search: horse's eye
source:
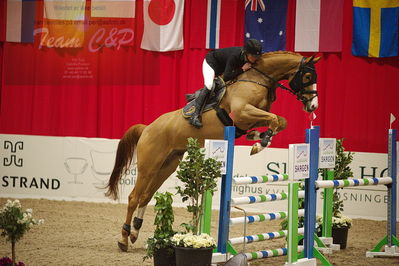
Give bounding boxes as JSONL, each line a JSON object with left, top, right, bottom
{"left": 303, "top": 75, "right": 311, "bottom": 82}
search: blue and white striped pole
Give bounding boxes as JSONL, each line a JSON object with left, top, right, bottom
{"left": 217, "top": 126, "right": 236, "bottom": 253}
{"left": 304, "top": 126, "right": 320, "bottom": 259}
{"left": 388, "top": 129, "right": 397, "bottom": 246}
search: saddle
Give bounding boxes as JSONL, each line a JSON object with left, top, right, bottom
{"left": 182, "top": 78, "right": 248, "bottom": 138}
{"left": 182, "top": 78, "right": 226, "bottom": 118}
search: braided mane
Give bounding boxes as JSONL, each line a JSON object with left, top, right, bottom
{"left": 262, "top": 51, "right": 302, "bottom": 57}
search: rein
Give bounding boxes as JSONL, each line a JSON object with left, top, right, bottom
{"left": 235, "top": 57, "right": 318, "bottom": 104}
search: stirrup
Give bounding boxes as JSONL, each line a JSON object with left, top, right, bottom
{"left": 190, "top": 114, "right": 203, "bottom": 128}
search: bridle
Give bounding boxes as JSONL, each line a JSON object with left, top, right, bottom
{"left": 237, "top": 57, "right": 318, "bottom": 105}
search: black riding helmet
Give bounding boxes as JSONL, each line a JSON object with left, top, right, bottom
{"left": 244, "top": 39, "right": 262, "bottom": 56}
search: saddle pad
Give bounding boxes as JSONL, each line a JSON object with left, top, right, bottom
{"left": 182, "top": 87, "right": 225, "bottom": 118}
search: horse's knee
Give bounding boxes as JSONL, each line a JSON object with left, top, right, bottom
{"left": 277, "top": 116, "right": 287, "bottom": 131}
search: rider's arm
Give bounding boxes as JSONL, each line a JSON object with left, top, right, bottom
{"left": 223, "top": 56, "right": 243, "bottom": 82}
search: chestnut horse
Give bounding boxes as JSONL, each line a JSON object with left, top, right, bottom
{"left": 105, "top": 51, "right": 320, "bottom": 251}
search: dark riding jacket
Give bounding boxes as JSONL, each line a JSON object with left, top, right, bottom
{"left": 205, "top": 47, "right": 246, "bottom": 82}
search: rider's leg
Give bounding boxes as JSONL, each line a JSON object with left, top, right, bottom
{"left": 189, "top": 60, "right": 215, "bottom": 128}
{"left": 203, "top": 60, "right": 215, "bottom": 90}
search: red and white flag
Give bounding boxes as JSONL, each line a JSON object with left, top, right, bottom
{"left": 89, "top": 0, "right": 136, "bottom": 49}
{"left": 140, "top": 0, "right": 184, "bottom": 52}
{"left": 294, "top": 0, "right": 343, "bottom": 52}
{"left": 42, "top": 0, "right": 86, "bottom": 48}
{"left": 189, "top": 0, "right": 243, "bottom": 49}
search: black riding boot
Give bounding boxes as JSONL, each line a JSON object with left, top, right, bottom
{"left": 189, "top": 88, "right": 211, "bottom": 128}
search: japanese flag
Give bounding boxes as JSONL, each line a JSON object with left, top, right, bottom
{"left": 140, "top": 0, "right": 184, "bottom": 52}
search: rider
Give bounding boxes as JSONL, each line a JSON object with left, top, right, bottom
{"left": 190, "top": 38, "right": 263, "bottom": 128}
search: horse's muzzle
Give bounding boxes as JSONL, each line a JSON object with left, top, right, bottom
{"left": 304, "top": 95, "right": 318, "bottom": 112}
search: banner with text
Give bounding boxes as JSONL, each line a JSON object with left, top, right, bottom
{"left": 0, "top": 134, "right": 397, "bottom": 220}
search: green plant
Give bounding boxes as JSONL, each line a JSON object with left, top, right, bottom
{"left": 144, "top": 192, "right": 175, "bottom": 261}
{"left": 0, "top": 200, "right": 44, "bottom": 265}
{"left": 175, "top": 137, "right": 221, "bottom": 235}
{"left": 331, "top": 138, "right": 354, "bottom": 217}
{"left": 280, "top": 182, "right": 305, "bottom": 232}
{"left": 318, "top": 138, "right": 354, "bottom": 229}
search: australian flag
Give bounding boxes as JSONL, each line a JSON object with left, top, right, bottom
{"left": 245, "top": 0, "right": 288, "bottom": 52}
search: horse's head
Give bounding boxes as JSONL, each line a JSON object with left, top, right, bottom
{"left": 287, "top": 55, "right": 321, "bottom": 112}
{"left": 250, "top": 52, "right": 321, "bottom": 113}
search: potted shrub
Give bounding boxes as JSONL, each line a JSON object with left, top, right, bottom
{"left": 144, "top": 192, "right": 176, "bottom": 266}
{"left": 329, "top": 138, "right": 354, "bottom": 248}
{"left": 172, "top": 137, "right": 221, "bottom": 266}
{"left": 0, "top": 199, "right": 44, "bottom": 266}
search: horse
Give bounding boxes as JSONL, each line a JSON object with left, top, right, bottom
{"left": 105, "top": 51, "right": 320, "bottom": 251}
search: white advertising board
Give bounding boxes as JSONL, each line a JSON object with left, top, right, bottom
{"left": 204, "top": 139, "right": 228, "bottom": 175}
{"left": 0, "top": 134, "right": 397, "bottom": 220}
{"left": 319, "top": 138, "right": 336, "bottom": 169}
{"left": 288, "top": 143, "right": 310, "bottom": 180}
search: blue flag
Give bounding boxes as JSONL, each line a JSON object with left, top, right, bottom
{"left": 352, "top": 0, "right": 399, "bottom": 58}
{"left": 244, "top": 0, "right": 288, "bottom": 52}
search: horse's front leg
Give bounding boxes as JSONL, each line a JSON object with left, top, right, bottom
{"left": 233, "top": 104, "right": 287, "bottom": 155}
{"left": 246, "top": 115, "right": 287, "bottom": 141}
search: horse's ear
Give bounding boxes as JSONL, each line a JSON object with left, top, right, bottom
{"left": 304, "top": 54, "right": 321, "bottom": 64}
{"left": 304, "top": 55, "right": 315, "bottom": 64}
{"left": 312, "top": 56, "right": 321, "bottom": 64}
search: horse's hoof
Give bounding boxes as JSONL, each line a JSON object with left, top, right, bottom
{"left": 250, "top": 143, "right": 263, "bottom": 155}
{"left": 130, "top": 234, "right": 138, "bottom": 244}
{"left": 118, "top": 241, "right": 128, "bottom": 252}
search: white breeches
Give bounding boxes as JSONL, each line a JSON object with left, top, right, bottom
{"left": 202, "top": 59, "right": 215, "bottom": 91}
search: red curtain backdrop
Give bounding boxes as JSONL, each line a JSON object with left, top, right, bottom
{"left": 0, "top": 0, "right": 398, "bottom": 153}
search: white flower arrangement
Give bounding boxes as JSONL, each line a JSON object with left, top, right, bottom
{"left": 332, "top": 213, "right": 352, "bottom": 229}
{"left": 1, "top": 199, "right": 44, "bottom": 265}
{"left": 315, "top": 213, "right": 352, "bottom": 230}
{"left": 171, "top": 233, "right": 216, "bottom": 249}
{"left": 0, "top": 199, "right": 44, "bottom": 241}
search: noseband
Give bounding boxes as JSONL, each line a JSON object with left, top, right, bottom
{"left": 249, "top": 57, "right": 318, "bottom": 105}
{"left": 288, "top": 57, "right": 318, "bottom": 104}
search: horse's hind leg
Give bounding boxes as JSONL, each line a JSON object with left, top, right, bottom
{"left": 129, "top": 151, "right": 184, "bottom": 243}
{"left": 117, "top": 172, "right": 148, "bottom": 251}
{"left": 118, "top": 150, "right": 183, "bottom": 251}
{"left": 117, "top": 147, "right": 167, "bottom": 251}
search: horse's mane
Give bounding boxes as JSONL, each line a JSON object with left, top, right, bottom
{"left": 262, "top": 51, "right": 302, "bottom": 58}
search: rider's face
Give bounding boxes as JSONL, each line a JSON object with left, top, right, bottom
{"left": 247, "top": 54, "right": 260, "bottom": 64}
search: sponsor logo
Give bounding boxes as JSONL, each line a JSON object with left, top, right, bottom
{"left": 3, "top": 141, "right": 24, "bottom": 167}
{"left": 2, "top": 140, "right": 60, "bottom": 190}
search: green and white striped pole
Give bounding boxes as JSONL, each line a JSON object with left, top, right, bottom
{"left": 322, "top": 170, "right": 334, "bottom": 239}
{"left": 287, "top": 182, "right": 300, "bottom": 263}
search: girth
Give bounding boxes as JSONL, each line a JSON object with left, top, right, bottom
{"left": 214, "top": 105, "right": 247, "bottom": 138}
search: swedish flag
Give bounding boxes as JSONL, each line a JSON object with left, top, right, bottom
{"left": 352, "top": 0, "right": 399, "bottom": 57}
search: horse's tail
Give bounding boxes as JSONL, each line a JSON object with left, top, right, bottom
{"left": 105, "top": 124, "right": 147, "bottom": 200}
